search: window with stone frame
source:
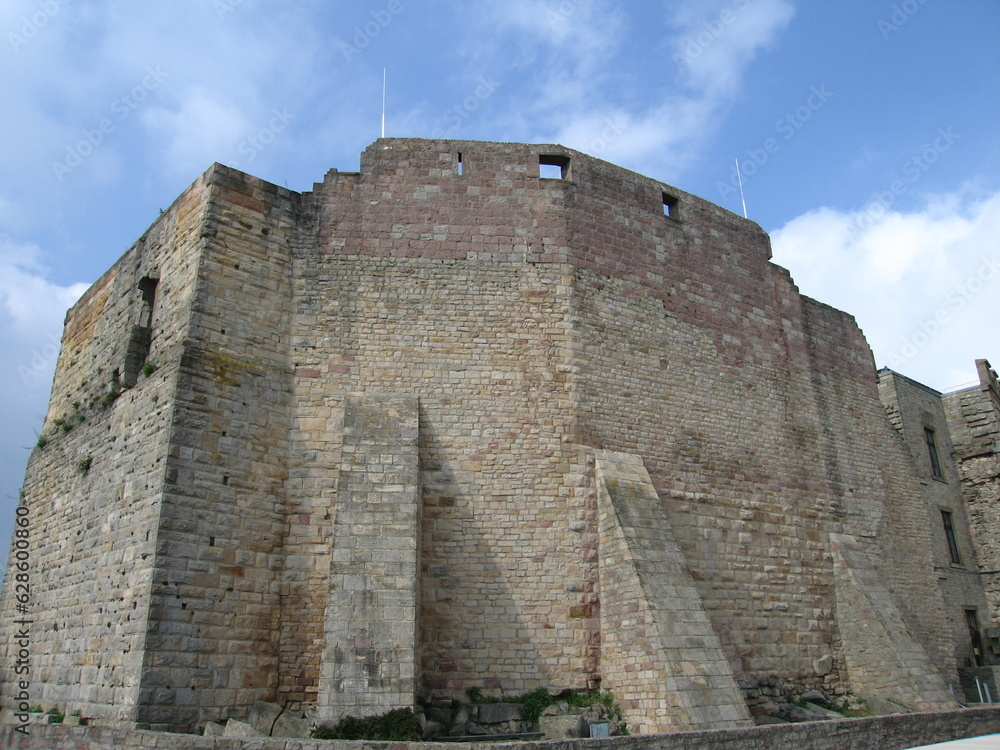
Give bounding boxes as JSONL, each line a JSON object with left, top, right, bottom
{"left": 941, "top": 509, "right": 961, "bottom": 565}
{"left": 924, "top": 426, "right": 944, "bottom": 480}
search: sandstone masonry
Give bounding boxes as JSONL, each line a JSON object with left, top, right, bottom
{"left": 1, "top": 139, "right": 997, "bottom": 735}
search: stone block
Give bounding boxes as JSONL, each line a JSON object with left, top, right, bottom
{"left": 868, "top": 696, "right": 911, "bottom": 715}
{"left": 539, "top": 713, "right": 587, "bottom": 738}
{"left": 223, "top": 719, "right": 266, "bottom": 738}
{"left": 476, "top": 702, "right": 523, "bottom": 724}
{"left": 203, "top": 721, "right": 225, "bottom": 736}
{"left": 272, "top": 710, "right": 312, "bottom": 738}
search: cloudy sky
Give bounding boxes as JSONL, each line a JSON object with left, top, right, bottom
{"left": 1, "top": 0, "right": 998, "bottom": 555}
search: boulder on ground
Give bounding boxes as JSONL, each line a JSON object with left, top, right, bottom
{"left": 202, "top": 721, "right": 225, "bottom": 736}
{"left": 223, "top": 719, "right": 266, "bottom": 738}
{"left": 246, "top": 701, "right": 284, "bottom": 736}
{"left": 476, "top": 703, "right": 523, "bottom": 724}
{"left": 272, "top": 711, "right": 311, "bottom": 739}
{"left": 539, "top": 714, "right": 587, "bottom": 739}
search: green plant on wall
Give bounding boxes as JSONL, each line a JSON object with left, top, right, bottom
{"left": 76, "top": 455, "right": 93, "bottom": 475}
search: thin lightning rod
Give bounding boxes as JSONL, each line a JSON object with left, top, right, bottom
{"left": 735, "top": 157, "right": 748, "bottom": 219}
{"left": 381, "top": 68, "right": 386, "bottom": 138}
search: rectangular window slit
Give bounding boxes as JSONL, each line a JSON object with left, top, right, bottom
{"left": 942, "top": 509, "right": 961, "bottom": 565}
{"left": 457, "top": 152, "right": 463, "bottom": 176}
{"left": 662, "top": 192, "right": 679, "bottom": 219}
{"left": 925, "top": 426, "right": 943, "bottom": 479}
{"left": 539, "top": 154, "right": 569, "bottom": 180}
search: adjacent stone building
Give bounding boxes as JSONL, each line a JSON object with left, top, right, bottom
{"left": 1, "top": 138, "right": 998, "bottom": 735}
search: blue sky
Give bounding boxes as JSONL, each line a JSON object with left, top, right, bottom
{"left": 1, "top": 0, "right": 998, "bottom": 560}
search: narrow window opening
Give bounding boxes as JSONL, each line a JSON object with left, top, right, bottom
{"left": 925, "top": 426, "right": 943, "bottom": 479}
{"left": 123, "top": 275, "right": 157, "bottom": 387}
{"left": 662, "top": 192, "right": 680, "bottom": 219}
{"left": 539, "top": 154, "right": 570, "bottom": 180}
{"left": 138, "top": 276, "right": 158, "bottom": 328}
{"left": 457, "top": 152, "right": 464, "bottom": 176}
{"left": 942, "top": 510, "right": 961, "bottom": 565}
{"left": 965, "top": 609, "right": 985, "bottom": 667}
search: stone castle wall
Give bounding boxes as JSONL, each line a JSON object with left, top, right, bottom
{"left": 944, "top": 362, "right": 1000, "bottom": 623}
{"left": 0, "top": 173, "right": 209, "bottom": 725}
{"left": 1, "top": 138, "right": 991, "bottom": 734}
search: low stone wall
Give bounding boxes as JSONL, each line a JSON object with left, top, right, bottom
{"left": 3, "top": 707, "right": 1000, "bottom": 750}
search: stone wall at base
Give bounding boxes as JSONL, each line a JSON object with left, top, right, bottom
{"left": 318, "top": 394, "right": 421, "bottom": 721}
{"left": 4, "top": 707, "right": 1000, "bottom": 750}
{"left": 595, "top": 450, "right": 751, "bottom": 733}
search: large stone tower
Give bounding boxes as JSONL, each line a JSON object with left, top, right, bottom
{"left": 1, "top": 139, "right": 995, "bottom": 734}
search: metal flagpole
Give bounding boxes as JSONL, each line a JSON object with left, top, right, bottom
{"left": 735, "top": 157, "right": 748, "bottom": 219}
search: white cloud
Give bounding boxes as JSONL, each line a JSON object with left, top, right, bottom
{"left": 671, "top": 0, "right": 796, "bottom": 96}
{"left": 0, "top": 235, "right": 88, "bottom": 548}
{"left": 770, "top": 187, "right": 1000, "bottom": 391}
{"left": 448, "top": 0, "right": 797, "bottom": 182}
{"left": 0, "top": 236, "right": 88, "bottom": 341}
{"left": 143, "top": 87, "right": 250, "bottom": 177}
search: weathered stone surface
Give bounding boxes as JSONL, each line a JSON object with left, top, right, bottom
{"left": 421, "top": 720, "right": 444, "bottom": 740}
{"left": 271, "top": 711, "right": 311, "bottom": 739}
{"left": 246, "top": 701, "right": 283, "bottom": 736}
{"left": 476, "top": 703, "right": 522, "bottom": 724}
{"left": 868, "top": 696, "right": 911, "bottom": 716}
{"left": 202, "top": 722, "right": 225, "bottom": 736}
{"left": 222, "top": 719, "right": 265, "bottom": 738}
{"left": 539, "top": 714, "right": 588, "bottom": 738}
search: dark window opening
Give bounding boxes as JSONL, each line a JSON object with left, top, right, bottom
{"left": 942, "top": 510, "right": 961, "bottom": 565}
{"left": 457, "top": 152, "right": 464, "bottom": 176}
{"left": 539, "top": 154, "right": 570, "bottom": 180}
{"left": 966, "top": 609, "right": 985, "bottom": 667}
{"left": 925, "top": 426, "right": 943, "bottom": 479}
{"left": 138, "top": 275, "right": 157, "bottom": 328}
{"left": 662, "top": 192, "right": 679, "bottom": 219}
{"left": 122, "top": 275, "right": 157, "bottom": 387}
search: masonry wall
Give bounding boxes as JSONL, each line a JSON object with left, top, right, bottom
{"left": 0, "top": 174, "right": 209, "bottom": 724}
{"left": 944, "top": 361, "right": 1000, "bottom": 624}
{"left": 540, "top": 138, "right": 956, "bottom": 708}
{"left": 134, "top": 166, "right": 299, "bottom": 731}
{"left": 878, "top": 371, "right": 993, "bottom": 690}
{"left": 2, "top": 138, "right": 988, "bottom": 734}
{"left": 287, "top": 157, "right": 589, "bottom": 700}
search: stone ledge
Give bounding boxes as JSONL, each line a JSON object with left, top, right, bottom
{"left": 3, "top": 706, "right": 1000, "bottom": 750}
